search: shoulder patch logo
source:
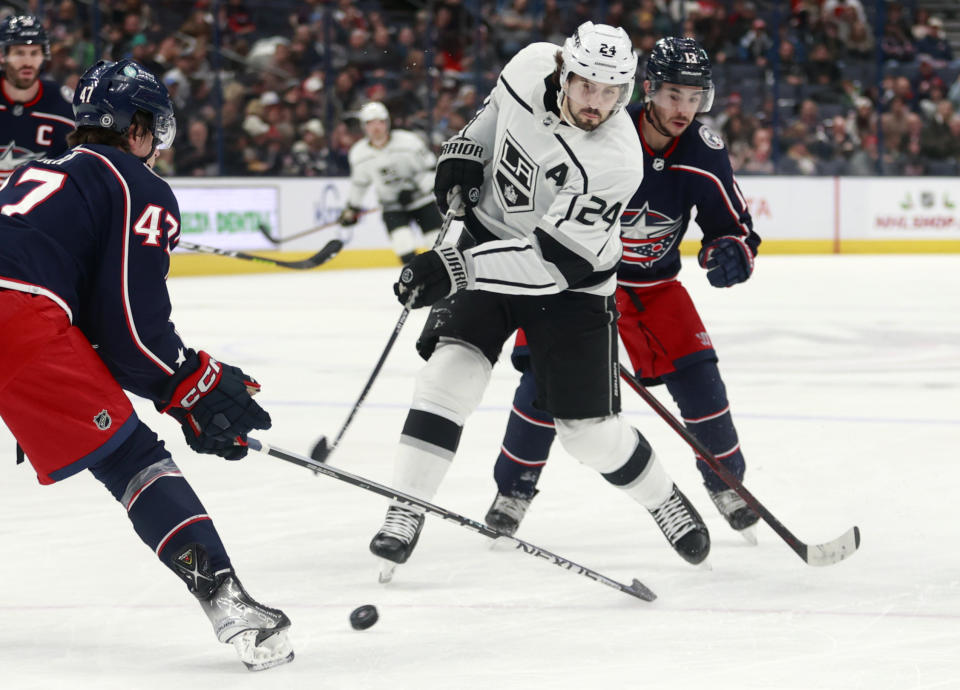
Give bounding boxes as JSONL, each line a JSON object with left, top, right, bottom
{"left": 699, "top": 124, "right": 725, "bottom": 150}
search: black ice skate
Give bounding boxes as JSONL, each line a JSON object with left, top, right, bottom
{"left": 648, "top": 485, "right": 711, "bottom": 565}
{"left": 370, "top": 504, "right": 424, "bottom": 583}
{"left": 707, "top": 486, "right": 760, "bottom": 544}
{"left": 199, "top": 573, "right": 294, "bottom": 671}
{"left": 484, "top": 490, "right": 537, "bottom": 537}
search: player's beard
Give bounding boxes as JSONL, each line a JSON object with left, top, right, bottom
{"left": 6, "top": 66, "right": 38, "bottom": 90}
{"left": 646, "top": 101, "right": 689, "bottom": 139}
{"left": 562, "top": 96, "right": 610, "bottom": 132}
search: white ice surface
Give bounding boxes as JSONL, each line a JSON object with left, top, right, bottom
{"left": 1, "top": 255, "right": 958, "bottom": 690}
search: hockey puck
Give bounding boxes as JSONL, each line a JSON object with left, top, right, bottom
{"left": 310, "top": 436, "right": 330, "bottom": 463}
{"left": 350, "top": 604, "right": 378, "bottom": 630}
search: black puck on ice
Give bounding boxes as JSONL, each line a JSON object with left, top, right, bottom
{"left": 310, "top": 436, "right": 330, "bottom": 463}
{"left": 350, "top": 604, "right": 378, "bottom": 630}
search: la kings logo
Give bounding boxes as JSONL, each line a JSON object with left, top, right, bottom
{"left": 494, "top": 131, "right": 538, "bottom": 213}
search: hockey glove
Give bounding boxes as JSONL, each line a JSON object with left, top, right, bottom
{"left": 434, "top": 137, "right": 485, "bottom": 216}
{"left": 159, "top": 350, "right": 272, "bottom": 460}
{"left": 698, "top": 236, "right": 755, "bottom": 288}
{"left": 338, "top": 205, "right": 360, "bottom": 227}
{"left": 394, "top": 245, "right": 469, "bottom": 309}
{"left": 397, "top": 188, "right": 415, "bottom": 208}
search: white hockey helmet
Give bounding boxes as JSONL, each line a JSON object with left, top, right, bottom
{"left": 560, "top": 22, "right": 637, "bottom": 115}
{"left": 359, "top": 101, "right": 390, "bottom": 125}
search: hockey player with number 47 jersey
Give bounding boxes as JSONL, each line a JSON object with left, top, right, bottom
{"left": 369, "top": 22, "right": 712, "bottom": 583}
{"left": 0, "top": 59, "right": 292, "bottom": 671}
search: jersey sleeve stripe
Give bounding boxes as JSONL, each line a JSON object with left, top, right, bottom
{"left": 552, "top": 134, "right": 588, "bottom": 192}
{"left": 499, "top": 76, "right": 534, "bottom": 114}
{"left": 76, "top": 147, "right": 175, "bottom": 375}
{"left": 470, "top": 245, "right": 535, "bottom": 258}
{"left": 475, "top": 276, "right": 556, "bottom": 289}
{"left": 671, "top": 164, "right": 750, "bottom": 236}
{"left": 29, "top": 111, "right": 76, "bottom": 127}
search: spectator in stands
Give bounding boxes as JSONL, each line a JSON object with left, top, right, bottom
{"left": 778, "top": 39, "right": 807, "bottom": 86}
{"left": 494, "top": 0, "right": 538, "bottom": 59}
{"left": 880, "top": 18, "right": 917, "bottom": 64}
{"left": 739, "top": 18, "right": 772, "bottom": 65}
{"left": 805, "top": 43, "right": 843, "bottom": 102}
{"left": 742, "top": 127, "right": 775, "bottom": 173}
{"left": 915, "top": 17, "right": 953, "bottom": 64}
{"left": 844, "top": 20, "right": 875, "bottom": 61}
{"left": 176, "top": 119, "right": 217, "bottom": 176}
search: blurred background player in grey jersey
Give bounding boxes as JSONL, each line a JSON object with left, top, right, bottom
{"left": 338, "top": 101, "right": 445, "bottom": 263}
{"left": 485, "top": 37, "right": 762, "bottom": 544}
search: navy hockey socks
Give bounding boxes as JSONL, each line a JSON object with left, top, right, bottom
{"left": 493, "top": 368, "right": 556, "bottom": 498}
{"left": 663, "top": 360, "right": 746, "bottom": 492}
{"left": 89, "top": 421, "right": 232, "bottom": 579}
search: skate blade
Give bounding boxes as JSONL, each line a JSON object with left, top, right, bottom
{"left": 232, "top": 629, "right": 295, "bottom": 672}
{"left": 696, "top": 557, "right": 713, "bottom": 571}
{"left": 378, "top": 561, "right": 397, "bottom": 584}
{"left": 737, "top": 524, "right": 759, "bottom": 546}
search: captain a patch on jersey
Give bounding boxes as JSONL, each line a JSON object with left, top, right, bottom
{"left": 494, "top": 131, "right": 538, "bottom": 213}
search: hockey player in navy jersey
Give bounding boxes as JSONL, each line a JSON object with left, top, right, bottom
{"left": 369, "top": 22, "right": 711, "bottom": 582}
{"left": 484, "top": 37, "right": 763, "bottom": 542}
{"left": 0, "top": 59, "right": 292, "bottom": 671}
{"left": 0, "top": 15, "right": 74, "bottom": 180}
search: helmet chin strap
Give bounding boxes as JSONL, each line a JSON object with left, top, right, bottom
{"left": 645, "top": 100, "right": 674, "bottom": 139}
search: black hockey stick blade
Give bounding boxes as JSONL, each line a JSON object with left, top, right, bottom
{"left": 257, "top": 222, "right": 281, "bottom": 245}
{"left": 178, "top": 238, "right": 343, "bottom": 270}
{"left": 248, "top": 438, "right": 656, "bottom": 602}
{"left": 619, "top": 369, "right": 861, "bottom": 567}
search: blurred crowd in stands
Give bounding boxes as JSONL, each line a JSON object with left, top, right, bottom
{"left": 15, "top": 0, "right": 960, "bottom": 176}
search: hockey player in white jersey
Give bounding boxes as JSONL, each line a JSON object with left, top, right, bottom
{"left": 338, "top": 101, "right": 445, "bottom": 263}
{"left": 370, "top": 22, "right": 711, "bottom": 580}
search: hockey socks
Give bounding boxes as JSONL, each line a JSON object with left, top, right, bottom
{"left": 89, "top": 421, "right": 232, "bottom": 581}
{"left": 493, "top": 368, "right": 556, "bottom": 498}
{"left": 663, "top": 360, "right": 746, "bottom": 492}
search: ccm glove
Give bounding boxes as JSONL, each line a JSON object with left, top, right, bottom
{"left": 698, "top": 236, "right": 755, "bottom": 288}
{"left": 434, "top": 137, "right": 485, "bottom": 215}
{"left": 158, "top": 350, "right": 272, "bottom": 460}
{"left": 338, "top": 205, "right": 360, "bottom": 226}
{"left": 394, "top": 245, "right": 469, "bottom": 309}
{"left": 397, "top": 188, "right": 415, "bottom": 208}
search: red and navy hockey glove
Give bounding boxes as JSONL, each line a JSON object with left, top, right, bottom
{"left": 394, "top": 245, "right": 469, "bottom": 309}
{"left": 158, "top": 350, "right": 272, "bottom": 460}
{"left": 434, "top": 137, "right": 485, "bottom": 216}
{"left": 698, "top": 236, "right": 755, "bottom": 288}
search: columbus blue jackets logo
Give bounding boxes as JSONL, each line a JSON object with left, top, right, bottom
{"left": 620, "top": 202, "right": 683, "bottom": 268}
{"left": 0, "top": 141, "right": 44, "bottom": 179}
{"left": 494, "top": 131, "right": 538, "bottom": 213}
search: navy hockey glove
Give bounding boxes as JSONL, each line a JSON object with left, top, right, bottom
{"left": 434, "top": 137, "right": 485, "bottom": 216}
{"left": 698, "top": 236, "right": 755, "bottom": 288}
{"left": 159, "top": 351, "right": 272, "bottom": 460}
{"left": 394, "top": 245, "right": 469, "bottom": 309}
{"left": 338, "top": 205, "right": 360, "bottom": 227}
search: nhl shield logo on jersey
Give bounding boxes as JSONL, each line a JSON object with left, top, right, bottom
{"left": 494, "top": 131, "right": 538, "bottom": 213}
{"left": 699, "top": 124, "right": 725, "bottom": 150}
{"left": 93, "top": 409, "right": 112, "bottom": 430}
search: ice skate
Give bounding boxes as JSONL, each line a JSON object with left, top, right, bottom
{"left": 707, "top": 486, "right": 759, "bottom": 545}
{"left": 370, "top": 505, "right": 425, "bottom": 581}
{"left": 199, "top": 573, "right": 294, "bottom": 672}
{"left": 648, "top": 485, "right": 711, "bottom": 565}
{"left": 484, "top": 490, "right": 536, "bottom": 537}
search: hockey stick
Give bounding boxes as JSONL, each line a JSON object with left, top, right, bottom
{"left": 177, "top": 238, "right": 344, "bottom": 270}
{"left": 619, "top": 369, "right": 860, "bottom": 567}
{"left": 257, "top": 208, "right": 379, "bottom": 245}
{"left": 309, "top": 202, "right": 460, "bottom": 463}
{"left": 248, "top": 437, "right": 656, "bottom": 601}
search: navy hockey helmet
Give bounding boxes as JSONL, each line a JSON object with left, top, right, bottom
{"left": 73, "top": 59, "right": 177, "bottom": 149}
{"left": 0, "top": 14, "right": 50, "bottom": 59}
{"left": 644, "top": 37, "right": 714, "bottom": 112}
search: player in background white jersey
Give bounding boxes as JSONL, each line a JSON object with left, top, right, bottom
{"left": 369, "top": 22, "right": 711, "bottom": 582}
{"left": 338, "top": 101, "right": 445, "bottom": 263}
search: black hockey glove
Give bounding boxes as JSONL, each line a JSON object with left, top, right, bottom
{"left": 434, "top": 137, "right": 485, "bottom": 216}
{"left": 394, "top": 245, "right": 469, "bottom": 309}
{"left": 698, "top": 236, "right": 755, "bottom": 288}
{"left": 397, "top": 188, "right": 415, "bottom": 208}
{"left": 338, "top": 205, "right": 360, "bottom": 227}
{"left": 159, "top": 350, "right": 272, "bottom": 460}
